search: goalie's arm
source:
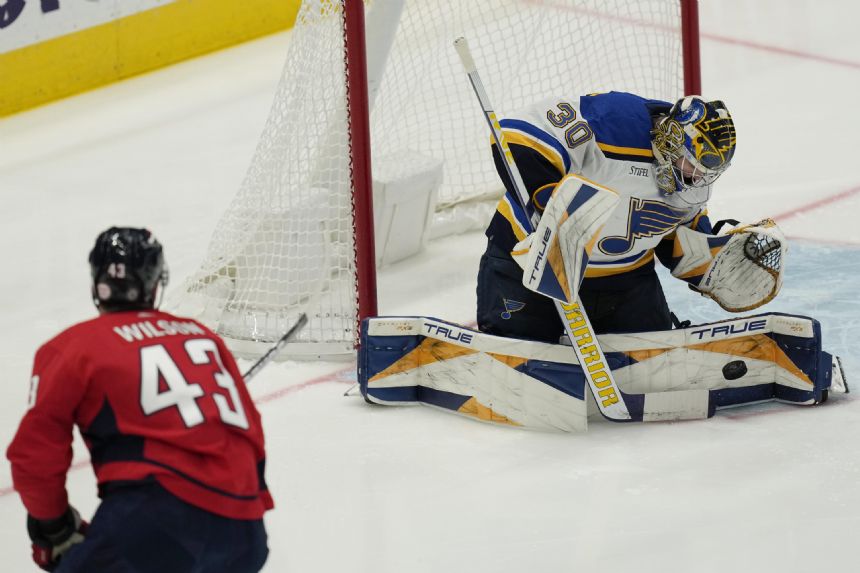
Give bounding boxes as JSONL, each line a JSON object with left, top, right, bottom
{"left": 657, "top": 225, "right": 732, "bottom": 287}
{"left": 491, "top": 141, "right": 564, "bottom": 216}
{"left": 655, "top": 208, "right": 713, "bottom": 275}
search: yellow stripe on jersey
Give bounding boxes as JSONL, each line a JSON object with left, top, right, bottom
{"left": 584, "top": 251, "right": 655, "bottom": 278}
{"left": 501, "top": 130, "right": 567, "bottom": 176}
{"left": 531, "top": 182, "right": 557, "bottom": 211}
{"left": 687, "top": 209, "right": 709, "bottom": 230}
{"left": 496, "top": 196, "right": 529, "bottom": 242}
{"left": 596, "top": 142, "right": 654, "bottom": 158}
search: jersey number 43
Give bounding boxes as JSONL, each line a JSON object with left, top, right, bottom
{"left": 139, "top": 340, "right": 249, "bottom": 430}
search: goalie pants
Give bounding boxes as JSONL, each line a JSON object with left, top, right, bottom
{"left": 477, "top": 241, "right": 673, "bottom": 342}
{"left": 56, "top": 482, "right": 268, "bottom": 573}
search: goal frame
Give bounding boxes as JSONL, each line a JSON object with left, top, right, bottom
{"left": 344, "top": 0, "right": 703, "bottom": 339}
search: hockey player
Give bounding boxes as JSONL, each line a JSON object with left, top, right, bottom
{"left": 7, "top": 227, "right": 271, "bottom": 572}
{"left": 477, "top": 91, "right": 738, "bottom": 342}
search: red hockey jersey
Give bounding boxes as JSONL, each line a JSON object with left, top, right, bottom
{"left": 7, "top": 310, "right": 273, "bottom": 520}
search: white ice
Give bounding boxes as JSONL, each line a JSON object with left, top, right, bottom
{"left": 2, "top": 1, "right": 860, "bottom": 571}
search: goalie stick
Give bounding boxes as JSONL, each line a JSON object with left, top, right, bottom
{"left": 242, "top": 313, "right": 308, "bottom": 382}
{"left": 454, "top": 37, "right": 708, "bottom": 423}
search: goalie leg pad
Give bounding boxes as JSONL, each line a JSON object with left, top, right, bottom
{"left": 359, "top": 317, "right": 589, "bottom": 431}
{"left": 598, "top": 312, "right": 833, "bottom": 406}
{"left": 360, "top": 312, "right": 840, "bottom": 431}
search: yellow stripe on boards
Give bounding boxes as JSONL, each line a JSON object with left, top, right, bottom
{"left": 0, "top": 0, "right": 302, "bottom": 116}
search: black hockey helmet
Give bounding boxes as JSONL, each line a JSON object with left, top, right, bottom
{"left": 88, "top": 227, "right": 168, "bottom": 311}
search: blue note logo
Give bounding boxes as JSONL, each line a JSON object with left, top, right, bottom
{"left": 501, "top": 298, "right": 525, "bottom": 320}
{"left": 598, "top": 197, "right": 686, "bottom": 255}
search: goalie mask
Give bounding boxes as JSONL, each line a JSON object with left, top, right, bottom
{"left": 88, "top": 227, "right": 169, "bottom": 311}
{"left": 652, "top": 96, "right": 736, "bottom": 200}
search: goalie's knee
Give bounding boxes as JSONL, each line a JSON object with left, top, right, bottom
{"left": 477, "top": 243, "right": 563, "bottom": 343}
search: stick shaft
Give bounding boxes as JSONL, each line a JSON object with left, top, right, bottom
{"left": 242, "top": 313, "right": 308, "bottom": 382}
{"left": 454, "top": 37, "right": 631, "bottom": 421}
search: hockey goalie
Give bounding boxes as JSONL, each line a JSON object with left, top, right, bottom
{"left": 358, "top": 213, "right": 849, "bottom": 431}
{"left": 357, "top": 92, "right": 848, "bottom": 431}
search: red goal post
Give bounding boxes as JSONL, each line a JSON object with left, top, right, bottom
{"left": 175, "top": 0, "right": 702, "bottom": 359}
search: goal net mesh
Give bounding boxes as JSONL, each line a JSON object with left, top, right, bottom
{"left": 173, "top": 0, "right": 687, "bottom": 357}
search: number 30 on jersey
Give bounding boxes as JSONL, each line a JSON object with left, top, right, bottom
{"left": 546, "top": 102, "right": 593, "bottom": 149}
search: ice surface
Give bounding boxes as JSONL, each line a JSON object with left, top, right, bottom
{"left": 1, "top": 1, "right": 859, "bottom": 571}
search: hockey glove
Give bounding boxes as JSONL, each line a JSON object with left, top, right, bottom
{"left": 27, "top": 506, "right": 88, "bottom": 571}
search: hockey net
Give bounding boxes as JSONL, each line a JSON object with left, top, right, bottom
{"left": 173, "top": 0, "right": 695, "bottom": 358}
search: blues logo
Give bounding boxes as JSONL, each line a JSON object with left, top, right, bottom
{"left": 501, "top": 298, "right": 525, "bottom": 320}
{"left": 598, "top": 198, "right": 686, "bottom": 255}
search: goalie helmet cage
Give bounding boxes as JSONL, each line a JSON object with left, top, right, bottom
{"left": 174, "top": 0, "right": 702, "bottom": 359}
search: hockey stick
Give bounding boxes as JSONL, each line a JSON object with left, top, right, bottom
{"left": 455, "top": 37, "right": 709, "bottom": 423}
{"left": 242, "top": 313, "right": 308, "bottom": 382}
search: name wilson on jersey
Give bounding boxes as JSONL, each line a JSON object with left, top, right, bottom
{"left": 113, "top": 319, "right": 206, "bottom": 342}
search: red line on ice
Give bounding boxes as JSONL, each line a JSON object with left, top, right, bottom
{"left": 700, "top": 32, "right": 860, "bottom": 70}
{"left": 253, "top": 366, "right": 354, "bottom": 405}
{"left": 772, "top": 185, "right": 860, "bottom": 222}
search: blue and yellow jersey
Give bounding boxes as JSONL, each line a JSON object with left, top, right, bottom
{"left": 486, "top": 91, "right": 712, "bottom": 288}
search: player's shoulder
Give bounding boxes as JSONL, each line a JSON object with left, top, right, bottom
{"left": 32, "top": 314, "right": 108, "bottom": 367}
{"left": 578, "top": 91, "right": 671, "bottom": 161}
{"left": 38, "top": 314, "right": 105, "bottom": 349}
{"left": 579, "top": 91, "right": 670, "bottom": 121}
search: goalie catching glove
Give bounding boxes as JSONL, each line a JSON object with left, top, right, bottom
{"left": 671, "top": 218, "right": 787, "bottom": 312}
{"left": 511, "top": 174, "right": 619, "bottom": 303}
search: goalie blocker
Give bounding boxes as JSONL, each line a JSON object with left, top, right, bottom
{"left": 358, "top": 314, "right": 847, "bottom": 432}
